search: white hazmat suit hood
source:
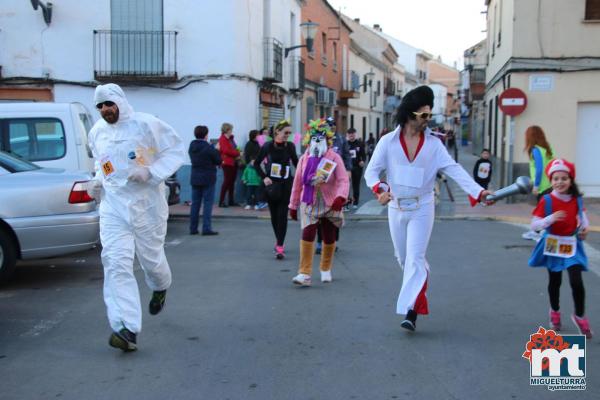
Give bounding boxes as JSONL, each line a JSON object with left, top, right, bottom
{"left": 94, "top": 83, "right": 134, "bottom": 122}
{"left": 88, "top": 83, "right": 186, "bottom": 334}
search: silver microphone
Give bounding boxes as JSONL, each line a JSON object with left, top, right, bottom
{"left": 485, "top": 176, "right": 532, "bottom": 202}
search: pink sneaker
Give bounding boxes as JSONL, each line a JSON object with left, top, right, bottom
{"left": 549, "top": 309, "right": 561, "bottom": 331}
{"left": 571, "top": 314, "right": 593, "bottom": 339}
{"left": 275, "top": 245, "right": 285, "bottom": 260}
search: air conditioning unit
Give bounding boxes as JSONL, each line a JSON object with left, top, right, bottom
{"left": 317, "top": 87, "right": 328, "bottom": 105}
{"left": 328, "top": 90, "right": 337, "bottom": 106}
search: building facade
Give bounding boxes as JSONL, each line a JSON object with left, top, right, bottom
{"left": 484, "top": 0, "right": 600, "bottom": 195}
{"left": 0, "top": 0, "right": 306, "bottom": 144}
{"left": 300, "top": 0, "right": 352, "bottom": 132}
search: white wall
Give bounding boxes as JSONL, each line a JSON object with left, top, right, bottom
{"left": 348, "top": 49, "right": 385, "bottom": 139}
{"left": 428, "top": 83, "right": 447, "bottom": 123}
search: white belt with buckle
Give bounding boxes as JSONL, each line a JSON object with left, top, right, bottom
{"left": 397, "top": 196, "right": 420, "bottom": 211}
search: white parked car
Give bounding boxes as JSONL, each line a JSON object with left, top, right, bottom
{"left": 0, "top": 101, "right": 181, "bottom": 205}
{"left": 0, "top": 101, "right": 96, "bottom": 172}
{"left": 0, "top": 151, "right": 99, "bottom": 284}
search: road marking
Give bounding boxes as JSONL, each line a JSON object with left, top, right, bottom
{"left": 355, "top": 199, "right": 386, "bottom": 216}
{"left": 502, "top": 222, "right": 600, "bottom": 278}
{"left": 165, "top": 238, "right": 184, "bottom": 247}
{"left": 21, "top": 311, "right": 66, "bottom": 337}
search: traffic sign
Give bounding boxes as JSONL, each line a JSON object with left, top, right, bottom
{"left": 498, "top": 87, "right": 527, "bottom": 116}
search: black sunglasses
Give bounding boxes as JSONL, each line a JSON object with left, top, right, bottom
{"left": 96, "top": 101, "right": 115, "bottom": 109}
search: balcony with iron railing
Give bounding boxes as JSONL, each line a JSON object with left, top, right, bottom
{"left": 93, "top": 30, "right": 178, "bottom": 82}
{"left": 289, "top": 57, "right": 305, "bottom": 92}
{"left": 263, "top": 38, "right": 283, "bottom": 83}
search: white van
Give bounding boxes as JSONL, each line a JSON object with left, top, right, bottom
{"left": 0, "top": 102, "right": 95, "bottom": 173}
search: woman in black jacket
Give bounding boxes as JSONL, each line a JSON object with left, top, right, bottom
{"left": 254, "top": 120, "right": 298, "bottom": 259}
{"left": 189, "top": 125, "right": 222, "bottom": 235}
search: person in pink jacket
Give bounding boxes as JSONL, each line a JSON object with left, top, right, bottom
{"left": 288, "top": 119, "right": 349, "bottom": 286}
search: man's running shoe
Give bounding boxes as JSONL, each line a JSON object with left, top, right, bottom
{"left": 400, "top": 319, "right": 415, "bottom": 331}
{"left": 571, "top": 314, "right": 593, "bottom": 339}
{"left": 549, "top": 309, "right": 561, "bottom": 331}
{"left": 401, "top": 310, "right": 417, "bottom": 331}
{"left": 149, "top": 290, "right": 167, "bottom": 315}
{"left": 109, "top": 328, "right": 137, "bottom": 352}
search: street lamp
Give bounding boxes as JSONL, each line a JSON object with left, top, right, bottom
{"left": 285, "top": 22, "right": 319, "bottom": 58}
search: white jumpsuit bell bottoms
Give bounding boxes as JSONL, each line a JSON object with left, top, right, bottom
{"left": 89, "top": 85, "right": 185, "bottom": 333}
{"left": 365, "top": 126, "right": 483, "bottom": 316}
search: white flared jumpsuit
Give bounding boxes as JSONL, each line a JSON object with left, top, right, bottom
{"left": 364, "top": 126, "right": 483, "bottom": 316}
{"left": 88, "top": 84, "right": 186, "bottom": 333}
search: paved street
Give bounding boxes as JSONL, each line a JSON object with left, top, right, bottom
{"left": 1, "top": 217, "right": 599, "bottom": 399}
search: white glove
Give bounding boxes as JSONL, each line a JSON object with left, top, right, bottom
{"left": 86, "top": 180, "right": 103, "bottom": 200}
{"left": 128, "top": 166, "right": 151, "bottom": 183}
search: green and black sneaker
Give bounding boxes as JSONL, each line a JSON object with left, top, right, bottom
{"left": 109, "top": 328, "right": 137, "bottom": 352}
{"left": 149, "top": 290, "right": 167, "bottom": 315}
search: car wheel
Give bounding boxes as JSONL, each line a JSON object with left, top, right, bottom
{"left": 0, "top": 228, "right": 17, "bottom": 285}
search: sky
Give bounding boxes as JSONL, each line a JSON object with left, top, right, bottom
{"left": 327, "top": 0, "right": 487, "bottom": 69}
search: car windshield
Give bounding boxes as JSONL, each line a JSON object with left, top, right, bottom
{"left": 0, "top": 151, "right": 41, "bottom": 173}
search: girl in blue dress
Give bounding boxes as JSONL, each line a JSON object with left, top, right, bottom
{"left": 528, "top": 158, "right": 592, "bottom": 338}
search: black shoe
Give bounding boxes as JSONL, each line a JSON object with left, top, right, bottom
{"left": 190, "top": 231, "right": 199, "bottom": 235}
{"left": 228, "top": 202, "right": 242, "bottom": 207}
{"left": 149, "top": 290, "right": 167, "bottom": 315}
{"left": 109, "top": 328, "right": 137, "bottom": 352}
{"left": 202, "top": 230, "right": 219, "bottom": 236}
{"left": 218, "top": 203, "right": 228, "bottom": 208}
{"left": 400, "top": 319, "right": 416, "bottom": 331}
{"left": 401, "top": 309, "right": 417, "bottom": 331}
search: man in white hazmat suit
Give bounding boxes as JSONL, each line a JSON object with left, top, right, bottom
{"left": 87, "top": 83, "right": 186, "bottom": 351}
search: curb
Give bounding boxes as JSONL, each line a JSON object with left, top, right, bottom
{"left": 169, "top": 212, "right": 600, "bottom": 232}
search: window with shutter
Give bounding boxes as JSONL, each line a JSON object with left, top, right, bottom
{"left": 110, "top": 0, "right": 164, "bottom": 74}
{"left": 585, "top": 0, "right": 600, "bottom": 20}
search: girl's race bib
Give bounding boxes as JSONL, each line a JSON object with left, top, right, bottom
{"left": 543, "top": 234, "right": 577, "bottom": 258}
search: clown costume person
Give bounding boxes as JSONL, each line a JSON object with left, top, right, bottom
{"left": 288, "top": 119, "right": 349, "bottom": 286}
{"left": 364, "top": 86, "right": 493, "bottom": 331}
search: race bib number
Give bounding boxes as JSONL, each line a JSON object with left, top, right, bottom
{"left": 543, "top": 234, "right": 576, "bottom": 258}
{"left": 270, "top": 163, "right": 282, "bottom": 178}
{"left": 100, "top": 155, "right": 115, "bottom": 177}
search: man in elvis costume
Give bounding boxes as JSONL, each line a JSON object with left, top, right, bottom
{"left": 364, "top": 86, "right": 493, "bottom": 331}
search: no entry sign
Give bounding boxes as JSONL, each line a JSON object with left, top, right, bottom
{"left": 498, "top": 87, "right": 527, "bottom": 116}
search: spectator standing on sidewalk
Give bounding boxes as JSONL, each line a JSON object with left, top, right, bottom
{"left": 189, "top": 125, "right": 221, "bottom": 236}
{"left": 472, "top": 148, "right": 493, "bottom": 190}
{"left": 254, "top": 120, "right": 298, "bottom": 259}
{"left": 243, "top": 130, "right": 262, "bottom": 209}
{"left": 218, "top": 123, "right": 241, "bottom": 207}
{"left": 346, "top": 128, "right": 366, "bottom": 209}
{"left": 522, "top": 125, "right": 554, "bottom": 241}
